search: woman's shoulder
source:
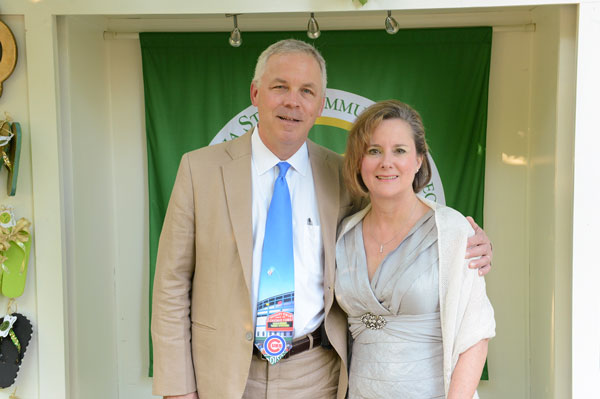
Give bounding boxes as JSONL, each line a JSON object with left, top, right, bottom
{"left": 337, "top": 204, "right": 370, "bottom": 241}
{"left": 420, "top": 197, "right": 473, "bottom": 236}
{"left": 437, "top": 206, "right": 471, "bottom": 228}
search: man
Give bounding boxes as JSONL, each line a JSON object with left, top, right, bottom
{"left": 151, "top": 39, "right": 492, "bottom": 399}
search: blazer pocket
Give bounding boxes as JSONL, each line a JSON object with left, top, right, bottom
{"left": 303, "top": 224, "right": 323, "bottom": 276}
{"left": 191, "top": 320, "right": 217, "bottom": 331}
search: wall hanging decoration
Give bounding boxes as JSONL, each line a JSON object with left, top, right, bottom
{"left": 0, "top": 299, "right": 32, "bottom": 391}
{"left": 0, "top": 116, "right": 21, "bottom": 196}
{"left": 0, "top": 207, "right": 30, "bottom": 298}
{"left": 0, "top": 20, "right": 17, "bottom": 98}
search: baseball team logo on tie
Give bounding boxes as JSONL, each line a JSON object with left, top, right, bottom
{"left": 254, "top": 162, "right": 294, "bottom": 365}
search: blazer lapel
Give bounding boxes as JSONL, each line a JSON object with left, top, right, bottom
{"left": 222, "top": 131, "right": 254, "bottom": 297}
{"left": 308, "top": 141, "right": 340, "bottom": 310}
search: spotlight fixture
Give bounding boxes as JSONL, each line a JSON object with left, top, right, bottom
{"left": 385, "top": 10, "right": 400, "bottom": 34}
{"left": 307, "top": 13, "right": 321, "bottom": 39}
{"left": 228, "top": 14, "right": 242, "bottom": 47}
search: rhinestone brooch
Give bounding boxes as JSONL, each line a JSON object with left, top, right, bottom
{"left": 360, "top": 312, "right": 386, "bottom": 330}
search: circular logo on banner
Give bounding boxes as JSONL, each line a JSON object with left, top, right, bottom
{"left": 263, "top": 335, "right": 286, "bottom": 357}
{"left": 211, "top": 88, "right": 445, "bottom": 205}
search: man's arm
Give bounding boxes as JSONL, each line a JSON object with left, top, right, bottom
{"left": 465, "top": 216, "right": 493, "bottom": 276}
{"left": 152, "top": 154, "right": 198, "bottom": 396}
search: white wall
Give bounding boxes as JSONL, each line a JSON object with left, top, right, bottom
{"left": 478, "top": 24, "right": 533, "bottom": 399}
{"left": 528, "top": 5, "right": 576, "bottom": 398}
{"left": 56, "top": 15, "right": 157, "bottom": 399}
{"left": 107, "top": 35, "right": 154, "bottom": 399}
{"left": 57, "top": 15, "right": 120, "bottom": 399}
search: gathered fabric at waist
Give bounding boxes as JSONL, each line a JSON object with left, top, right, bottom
{"left": 348, "top": 311, "right": 444, "bottom": 399}
{"left": 348, "top": 311, "right": 441, "bottom": 343}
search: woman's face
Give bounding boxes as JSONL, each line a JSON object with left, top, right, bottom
{"left": 360, "top": 118, "right": 423, "bottom": 201}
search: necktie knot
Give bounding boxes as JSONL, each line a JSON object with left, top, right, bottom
{"left": 277, "top": 162, "right": 291, "bottom": 179}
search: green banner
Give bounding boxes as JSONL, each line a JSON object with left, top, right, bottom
{"left": 141, "top": 28, "right": 491, "bottom": 377}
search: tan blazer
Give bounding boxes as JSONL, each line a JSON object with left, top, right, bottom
{"left": 151, "top": 131, "right": 359, "bottom": 398}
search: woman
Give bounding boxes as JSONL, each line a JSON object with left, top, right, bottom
{"left": 335, "top": 100, "right": 495, "bottom": 399}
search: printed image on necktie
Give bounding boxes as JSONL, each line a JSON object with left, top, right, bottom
{"left": 255, "top": 162, "right": 295, "bottom": 364}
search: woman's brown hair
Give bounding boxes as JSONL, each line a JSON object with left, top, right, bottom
{"left": 343, "top": 100, "right": 432, "bottom": 198}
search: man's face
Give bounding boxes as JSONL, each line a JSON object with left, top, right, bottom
{"left": 250, "top": 52, "right": 325, "bottom": 160}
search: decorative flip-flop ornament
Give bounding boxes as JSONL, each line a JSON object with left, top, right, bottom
{"left": 0, "top": 207, "right": 31, "bottom": 298}
{"left": 0, "top": 313, "right": 32, "bottom": 388}
{"left": 0, "top": 117, "right": 21, "bottom": 196}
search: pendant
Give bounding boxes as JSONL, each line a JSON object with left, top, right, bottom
{"left": 379, "top": 245, "right": 384, "bottom": 253}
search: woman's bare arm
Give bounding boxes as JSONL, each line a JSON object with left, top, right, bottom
{"left": 447, "top": 339, "right": 489, "bottom": 399}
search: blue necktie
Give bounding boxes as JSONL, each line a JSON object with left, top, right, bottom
{"left": 255, "top": 162, "right": 295, "bottom": 364}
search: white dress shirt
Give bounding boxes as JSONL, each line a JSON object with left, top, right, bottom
{"left": 251, "top": 128, "right": 325, "bottom": 338}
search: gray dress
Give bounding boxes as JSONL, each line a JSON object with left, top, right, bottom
{"left": 335, "top": 211, "right": 445, "bottom": 399}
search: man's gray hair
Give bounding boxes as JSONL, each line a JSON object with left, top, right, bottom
{"left": 252, "top": 39, "right": 327, "bottom": 95}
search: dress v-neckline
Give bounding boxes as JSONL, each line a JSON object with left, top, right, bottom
{"left": 354, "top": 221, "right": 392, "bottom": 314}
{"left": 356, "top": 210, "right": 434, "bottom": 309}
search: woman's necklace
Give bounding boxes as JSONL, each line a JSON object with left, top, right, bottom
{"left": 368, "top": 198, "right": 419, "bottom": 253}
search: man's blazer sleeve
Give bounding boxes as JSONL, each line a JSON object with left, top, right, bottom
{"left": 151, "top": 153, "right": 198, "bottom": 395}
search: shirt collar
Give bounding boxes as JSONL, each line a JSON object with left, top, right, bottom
{"left": 251, "top": 126, "right": 309, "bottom": 177}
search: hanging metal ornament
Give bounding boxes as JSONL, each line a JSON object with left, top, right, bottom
{"left": 307, "top": 13, "right": 321, "bottom": 39}
{"left": 385, "top": 11, "right": 400, "bottom": 35}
